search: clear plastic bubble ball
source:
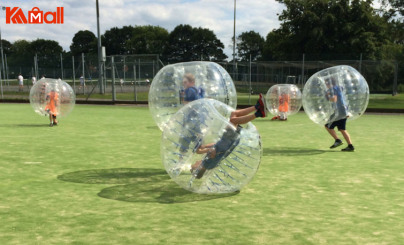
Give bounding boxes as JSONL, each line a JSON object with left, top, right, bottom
{"left": 265, "top": 84, "right": 302, "bottom": 117}
{"left": 149, "top": 61, "right": 237, "bottom": 131}
{"left": 302, "top": 65, "right": 369, "bottom": 125}
{"left": 161, "top": 99, "right": 262, "bottom": 194}
{"left": 29, "top": 78, "right": 76, "bottom": 117}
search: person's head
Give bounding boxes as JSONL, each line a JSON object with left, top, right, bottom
{"left": 183, "top": 73, "right": 195, "bottom": 89}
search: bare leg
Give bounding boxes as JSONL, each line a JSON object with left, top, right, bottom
{"left": 325, "top": 126, "right": 339, "bottom": 140}
{"left": 229, "top": 106, "right": 257, "bottom": 126}
{"left": 231, "top": 106, "right": 256, "bottom": 117}
{"left": 230, "top": 114, "right": 256, "bottom": 126}
{"left": 340, "top": 130, "right": 352, "bottom": 144}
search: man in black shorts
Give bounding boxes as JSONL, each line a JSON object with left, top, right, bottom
{"left": 325, "top": 79, "right": 355, "bottom": 151}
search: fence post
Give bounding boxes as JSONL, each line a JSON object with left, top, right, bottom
{"left": 301, "top": 53, "right": 305, "bottom": 88}
{"left": 249, "top": 54, "right": 252, "bottom": 105}
{"left": 0, "top": 68, "right": 3, "bottom": 99}
{"left": 72, "top": 56, "right": 75, "bottom": 91}
{"left": 133, "top": 64, "right": 137, "bottom": 101}
{"left": 81, "top": 53, "right": 85, "bottom": 95}
{"left": 111, "top": 56, "right": 116, "bottom": 102}
{"left": 60, "top": 53, "right": 64, "bottom": 79}
{"left": 5, "top": 54, "right": 9, "bottom": 86}
{"left": 393, "top": 62, "right": 398, "bottom": 96}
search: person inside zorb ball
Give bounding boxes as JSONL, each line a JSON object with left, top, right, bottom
{"left": 161, "top": 97, "right": 267, "bottom": 194}
{"left": 148, "top": 61, "right": 237, "bottom": 131}
{"left": 302, "top": 65, "right": 369, "bottom": 151}
{"left": 265, "top": 84, "right": 302, "bottom": 121}
{"left": 29, "top": 78, "right": 76, "bottom": 127}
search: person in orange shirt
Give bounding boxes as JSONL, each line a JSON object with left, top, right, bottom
{"left": 44, "top": 90, "right": 59, "bottom": 127}
{"left": 271, "top": 92, "right": 290, "bottom": 121}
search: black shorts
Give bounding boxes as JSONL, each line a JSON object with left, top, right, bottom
{"left": 326, "top": 118, "right": 347, "bottom": 130}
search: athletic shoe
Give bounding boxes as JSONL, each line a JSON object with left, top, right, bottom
{"left": 341, "top": 145, "right": 355, "bottom": 152}
{"left": 255, "top": 94, "right": 261, "bottom": 110}
{"left": 53, "top": 122, "right": 58, "bottom": 126}
{"left": 330, "top": 139, "right": 343, "bottom": 149}
{"left": 257, "top": 93, "right": 267, "bottom": 118}
{"left": 49, "top": 123, "right": 53, "bottom": 127}
{"left": 271, "top": 116, "right": 279, "bottom": 121}
{"left": 255, "top": 109, "right": 265, "bottom": 118}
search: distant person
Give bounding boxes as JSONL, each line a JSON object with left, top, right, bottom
{"left": 324, "top": 79, "right": 354, "bottom": 151}
{"left": 120, "top": 78, "right": 124, "bottom": 91}
{"left": 79, "top": 75, "right": 85, "bottom": 90}
{"left": 45, "top": 89, "right": 59, "bottom": 127}
{"left": 271, "top": 92, "right": 290, "bottom": 121}
{"left": 18, "top": 74, "right": 24, "bottom": 91}
{"left": 32, "top": 76, "right": 37, "bottom": 85}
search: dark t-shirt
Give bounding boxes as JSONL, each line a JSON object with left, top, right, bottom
{"left": 184, "top": 87, "right": 198, "bottom": 102}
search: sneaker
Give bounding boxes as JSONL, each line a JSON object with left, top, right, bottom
{"left": 255, "top": 94, "right": 262, "bottom": 110}
{"left": 271, "top": 116, "right": 279, "bottom": 121}
{"left": 257, "top": 93, "right": 267, "bottom": 118}
{"left": 49, "top": 123, "right": 53, "bottom": 127}
{"left": 53, "top": 122, "right": 58, "bottom": 126}
{"left": 255, "top": 109, "right": 265, "bottom": 118}
{"left": 341, "top": 145, "right": 355, "bottom": 152}
{"left": 330, "top": 139, "right": 343, "bottom": 149}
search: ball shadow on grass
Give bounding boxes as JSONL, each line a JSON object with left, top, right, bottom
{"left": 57, "top": 168, "right": 238, "bottom": 204}
{"left": 263, "top": 147, "right": 326, "bottom": 156}
{"left": 0, "top": 124, "right": 50, "bottom": 127}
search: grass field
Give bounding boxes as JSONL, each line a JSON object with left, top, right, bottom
{"left": 0, "top": 104, "right": 403, "bottom": 244}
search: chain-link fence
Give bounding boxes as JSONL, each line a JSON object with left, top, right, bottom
{"left": 0, "top": 53, "right": 402, "bottom": 102}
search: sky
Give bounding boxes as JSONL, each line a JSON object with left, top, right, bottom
{"left": 0, "top": 0, "right": 285, "bottom": 59}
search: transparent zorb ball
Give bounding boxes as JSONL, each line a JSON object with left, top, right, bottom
{"left": 29, "top": 78, "right": 75, "bottom": 117}
{"left": 161, "top": 99, "right": 262, "bottom": 194}
{"left": 148, "top": 61, "right": 237, "bottom": 131}
{"left": 265, "top": 84, "right": 302, "bottom": 117}
{"left": 302, "top": 65, "right": 369, "bottom": 125}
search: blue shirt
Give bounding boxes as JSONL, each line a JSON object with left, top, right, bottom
{"left": 328, "top": 85, "right": 348, "bottom": 118}
{"left": 184, "top": 87, "right": 198, "bottom": 102}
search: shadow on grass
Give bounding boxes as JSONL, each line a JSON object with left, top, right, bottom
{"left": 146, "top": 126, "right": 159, "bottom": 130}
{"left": 0, "top": 124, "right": 49, "bottom": 127}
{"left": 58, "top": 168, "right": 238, "bottom": 204}
{"left": 263, "top": 147, "right": 326, "bottom": 156}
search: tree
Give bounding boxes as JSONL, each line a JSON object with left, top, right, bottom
{"left": 30, "top": 39, "right": 63, "bottom": 68}
{"left": 126, "top": 25, "right": 169, "bottom": 55}
{"left": 164, "top": 24, "right": 227, "bottom": 63}
{"left": 102, "top": 26, "right": 135, "bottom": 55}
{"left": 70, "top": 30, "right": 97, "bottom": 56}
{"left": 381, "top": 0, "right": 404, "bottom": 16}
{"left": 264, "top": 0, "right": 390, "bottom": 60}
{"left": 1, "top": 39, "right": 13, "bottom": 56}
{"left": 8, "top": 40, "right": 32, "bottom": 67}
{"left": 237, "top": 31, "right": 265, "bottom": 61}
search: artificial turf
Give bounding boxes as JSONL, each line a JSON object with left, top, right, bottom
{"left": 0, "top": 103, "right": 403, "bottom": 244}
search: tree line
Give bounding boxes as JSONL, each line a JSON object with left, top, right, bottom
{"left": 2, "top": 0, "right": 403, "bottom": 71}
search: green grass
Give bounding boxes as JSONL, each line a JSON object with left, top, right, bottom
{"left": 0, "top": 104, "right": 403, "bottom": 244}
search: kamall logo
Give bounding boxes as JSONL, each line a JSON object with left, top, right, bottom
{"left": 6, "top": 7, "right": 64, "bottom": 24}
